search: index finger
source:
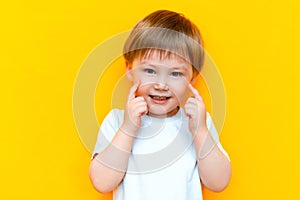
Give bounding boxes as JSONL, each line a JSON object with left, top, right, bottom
{"left": 188, "top": 84, "right": 203, "bottom": 101}
{"left": 128, "top": 80, "right": 140, "bottom": 100}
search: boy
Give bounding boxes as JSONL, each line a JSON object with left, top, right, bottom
{"left": 89, "top": 10, "right": 231, "bottom": 200}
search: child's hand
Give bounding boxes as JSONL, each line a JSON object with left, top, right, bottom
{"left": 121, "top": 81, "right": 148, "bottom": 136}
{"left": 184, "top": 84, "right": 208, "bottom": 136}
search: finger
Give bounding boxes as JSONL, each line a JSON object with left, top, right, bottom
{"left": 184, "top": 103, "right": 195, "bottom": 114}
{"left": 132, "top": 96, "right": 146, "bottom": 103}
{"left": 185, "top": 97, "right": 198, "bottom": 105}
{"left": 184, "top": 101, "right": 192, "bottom": 113}
{"left": 132, "top": 101, "right": 147, "bottom": 108}
{"left": 184, "top": 105, "right": 192, "bottom": 118}
{"left": 128, "top": 80, "right": 141, "bottom": 100}
{"left": 188, "top": 84, "right": 202, "bottom": 101}
{"left": 133, "top": 104, "right": 148, "bottom": 116}
{"left": 186, "top": 97, "right": 206, "bottom": 113}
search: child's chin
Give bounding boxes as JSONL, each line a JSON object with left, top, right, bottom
{"left": 148, "top": 106, "right": 178, "bottom": 118}
{"left": 148, "top": 109, "right": 168, "bottom": 117}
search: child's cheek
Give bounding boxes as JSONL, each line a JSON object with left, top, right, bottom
{"left": 169, "top": 83, "right": 189, "bottom": 102}
{"left": 136, "top": 85, "right": 149, "bottom": 97}
{"left": 169, "top": 79, "right": 188, "bottom": 90}
{"left": 133, "top": 70, "right": 153, "bottom": 83}
{"left": 139, "top": 76, "right": 156, "bottom": 87}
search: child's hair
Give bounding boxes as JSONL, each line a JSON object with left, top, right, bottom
{"left": 123, "top": 10, "right": 205, "bottom": 74}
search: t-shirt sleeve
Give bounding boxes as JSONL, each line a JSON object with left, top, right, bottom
{"left": 206, "top": 112, "right": 230, "bottom": 161}
{"left": 91, "top": 109, "right": 123, "bottom": 159}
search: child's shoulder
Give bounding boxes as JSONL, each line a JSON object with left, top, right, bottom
{"left": 106, "top": 108, "right": 124, "bottom": 117}
{"left": 99, "top": 108, "right": 124, "bottom": 130}
{"left": 109, "top": 108, "right": 124, "bottom": 114}
{"left": 105, "top": 108, "right": 124, "bottom": 122}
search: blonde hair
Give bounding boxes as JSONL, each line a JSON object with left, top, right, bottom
{"left": 123, "top": 10, "right": 204, "bottom": 73}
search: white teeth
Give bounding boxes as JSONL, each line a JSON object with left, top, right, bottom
{"left": 151, "top": 95, "right": 168, "bottom": 100}
{"left": 154, "top": 97, "right": 165, "bottom": 100}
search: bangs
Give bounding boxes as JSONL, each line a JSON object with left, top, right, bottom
{"left": 135, "top": 48, "right": 189, "bottom": 64}
{"left": 123, "top": 27, "right": 203, "bottom": 72}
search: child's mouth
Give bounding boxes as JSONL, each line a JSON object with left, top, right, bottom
{"left": 149, "top": 95, "right": 171, "bottom": 104}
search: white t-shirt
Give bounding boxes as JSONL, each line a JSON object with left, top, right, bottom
{"left": 93, "top": 108, "right": 229, "bottom": 200}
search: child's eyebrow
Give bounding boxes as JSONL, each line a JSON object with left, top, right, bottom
{"left": 172, "top": 66, "right": 188, "bottom": 71}
{"left": 139, "top": 62, "right": 189, "bottom": 71}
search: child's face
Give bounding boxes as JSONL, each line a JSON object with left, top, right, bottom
{"left": 127, "top": 51, "right": 194, "bottom": 118}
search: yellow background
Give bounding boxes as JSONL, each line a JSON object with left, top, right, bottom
{"left": 1, "top": 0, "right": 300, "bottom": 199}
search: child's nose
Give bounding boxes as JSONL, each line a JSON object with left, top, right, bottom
{"left": 154, "top": 82, "right": 169, "bottom": 91}
{"left": 153, "top": 75, "right": 169, "bottom": 90}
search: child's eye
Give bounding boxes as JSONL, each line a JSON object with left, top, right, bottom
{"left": 170, "top": 71, "right": 183, "bottom": 77}
{"left": 144, "top": 68, "right": 156, "bottom": 74}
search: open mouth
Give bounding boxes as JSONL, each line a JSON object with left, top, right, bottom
{"left": 149, "top": 95, "right": 171, "bottom": 101}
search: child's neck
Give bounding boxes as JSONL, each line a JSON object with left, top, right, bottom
{"left": 147, "top": 106, "right": 179, "bottom": 118}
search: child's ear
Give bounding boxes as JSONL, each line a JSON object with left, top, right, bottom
{"left": 190, "top": 72, "right": 198, "bottom": 84}
{"left": 125, "top": 61, "right": 133, "bottom": 82}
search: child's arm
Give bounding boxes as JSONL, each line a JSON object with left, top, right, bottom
{"left": 184, "top": 84, "right": 232, "bottom": 192}
{"left": 89, "top": 128, "right": 135, "bottom": 193}
{"left": 89, "top": 81, "right": 147, "bottom": 193}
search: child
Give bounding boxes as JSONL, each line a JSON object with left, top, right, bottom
{"left": 89, "top": 10, "right": 231, "bottom": 200}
